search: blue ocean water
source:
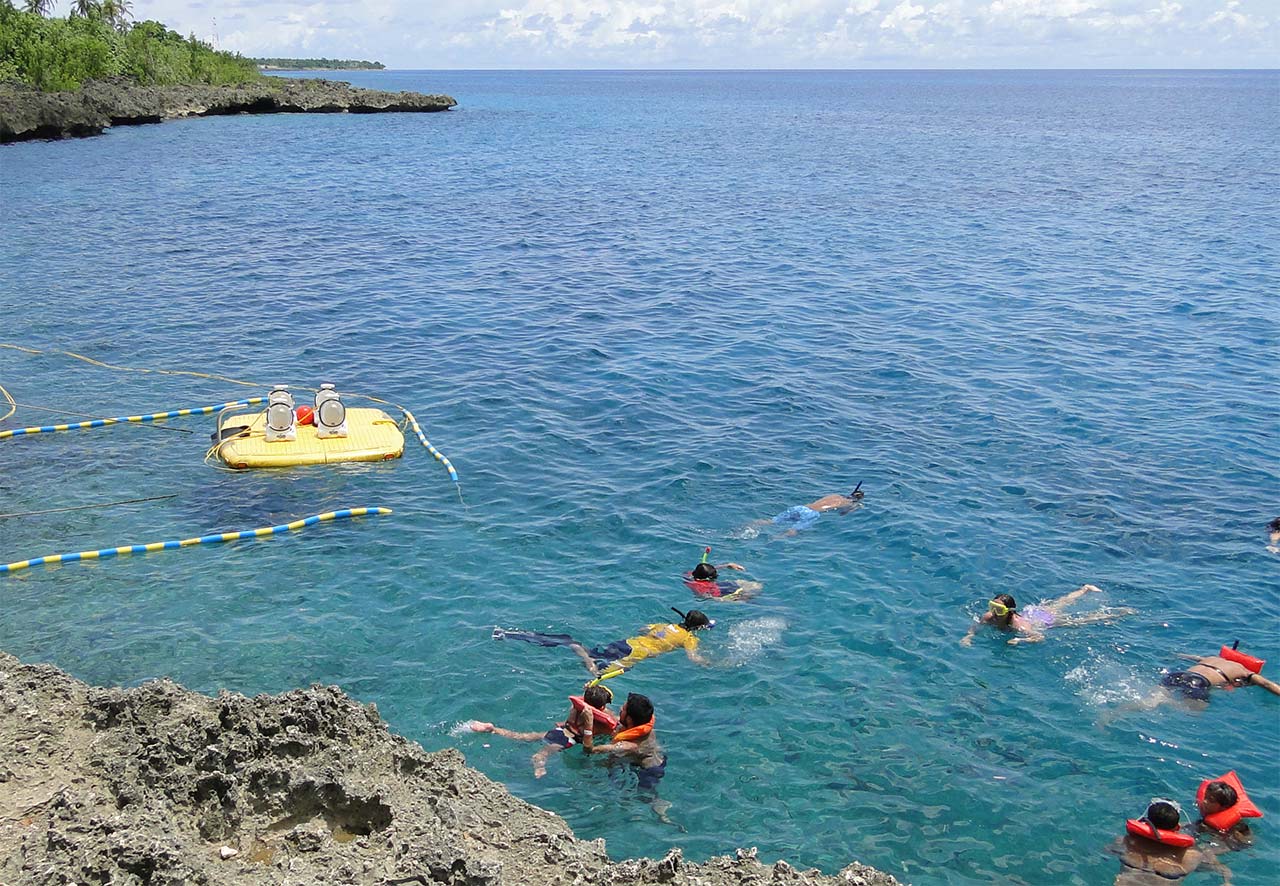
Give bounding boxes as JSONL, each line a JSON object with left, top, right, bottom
{"left": 1, "top": 70, "right": 1278, "bottom": 884}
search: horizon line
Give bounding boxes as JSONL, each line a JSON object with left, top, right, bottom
{"left": 273, "top": 66, "right": 1280, "bottom": 73}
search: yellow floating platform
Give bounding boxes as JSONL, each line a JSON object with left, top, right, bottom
{"left": 215, "top": 408, "right": 404, "bottom": 469}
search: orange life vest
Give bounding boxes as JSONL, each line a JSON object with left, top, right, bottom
{"left": 1198, "top": 771, "right": 1262, "bottom": 833}
{"left": 568, "top": 695, "right": 619, "bottom": 734}
{"left": 612, "top": 715, "right": 655, "bottom": 743}
{"left": 1219, "top": 646, "right": 1265, "bottom": 674}
{"left": 1125, "top": 819, "right": 1195, "bottom": 848}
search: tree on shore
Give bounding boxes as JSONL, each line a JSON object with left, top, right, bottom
{"left": 101, "top": 0, "right": 130, "bottom": 30}
{"left": 23, "top": 0, "right": 52, "bottom": 19}
{"left": 0, "top": 5, "right": 259, "bottom": 90}
{"left": 70, "top": 0, "right": 98, "bottom": 19}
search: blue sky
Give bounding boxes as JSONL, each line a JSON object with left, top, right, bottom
{"left": 62, "top": 1, "right": 1280, "bottom": 68}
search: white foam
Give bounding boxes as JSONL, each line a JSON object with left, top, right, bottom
{"left": 449, "top": 720, "right": 481, "bottom": 736}
{"left": 1065, "top": 648, "right": 1148, "bottom": 707}
{"left": 722, "top": 615, "right": 788, "bottom": 666}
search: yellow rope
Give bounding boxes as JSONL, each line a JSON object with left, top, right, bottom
{"left": 0, "top": 343, "right": 264, "bottom": 389}
{"left": 0, "top": 383, "right": 15, "bottom": 424}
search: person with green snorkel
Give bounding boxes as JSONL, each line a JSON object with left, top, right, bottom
{"left": 685, "top": 546, "right": 761, "bottom": 602}
{"left": 492, "top": 608, "right": 714, "bottom": 679}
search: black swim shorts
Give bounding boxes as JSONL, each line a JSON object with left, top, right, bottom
{"left": 1161, "top": 671, "right": 1212, "bottom": 702}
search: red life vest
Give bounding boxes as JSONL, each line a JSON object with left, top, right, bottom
{"left": 568, "top": 696, "right": 619, "bottom": 734}
{"left": 1198, "top": 771, "right": 1263, "bottom": 832}
{"left": 1125, "top": 819, "right": 1195, "bottom": 848}
{"left": 683, "top": 571, "right": 724, "bottom": 598}
{"left": 1219, "top": 646, "right": 1265, "bottom": 674}
{"left": 613, "top": 715, "right": 655, "bottom": 743}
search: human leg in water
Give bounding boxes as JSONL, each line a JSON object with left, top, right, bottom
{"left": 1040, "top": 584, "right": 1103, "bottom": 616}
{"left": 492, "top": 628, "right": 601, "bottom": 675}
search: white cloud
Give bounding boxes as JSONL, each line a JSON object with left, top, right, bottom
{"left": 106, "top": 1, "right": 1280, "bottom": 67}
{"left": 880, "top": 1, "right": 926, "bottom": 34}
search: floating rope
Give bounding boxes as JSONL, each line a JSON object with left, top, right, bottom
{"left": 400, "top": 407, "right": 459, "bottom": 483}
{"left": 0, "top": 494, "right": 178, "bottom": 520}
{"left": 1, "top": 507, "right": 392, "bottom": 574}
{"left": 0, "top": 343, "right": 263, "bottom": 389}
{"left": 8, "top": 400, "right": 193, "bottom": 434}
{"left": 0, "top": 398, "right": 264, "bottom": 440}
{"left": 0, "top": 383, "right": 14, "bottom": 423}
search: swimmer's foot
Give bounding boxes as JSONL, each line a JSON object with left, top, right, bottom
{"left": 533, "top": 759, "right": 547, "bottom": 779}
{"left": 1082, "top": 584, "right": 1103, "bottom": 594}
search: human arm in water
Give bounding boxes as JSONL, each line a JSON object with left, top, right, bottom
{"left": 469, "top": 722, "right": 543, "bottom": 741}
{"left": 960, "top": 612, "right": 994, "bottom": 646}
{"left": 1247, "top": 672, "right": 1280, "bottom": 695}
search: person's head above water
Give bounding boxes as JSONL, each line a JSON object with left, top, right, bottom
{"left": 621, "top": 692, "right": 654, "bottom": 726}
{"left": 1200, "top": 781, "right": 1238, "bottom": 815}
{"left": 691, "top": 562, "right": 718, "bottom": 581}
{"left": 692, "top": 546, "right": 717, "bottom": 580}
{"left": 1269, "top": 517, "right": 1280, "bottom": 542}
{"left": 987, "top": 594, "right": 1017, "bottom": 623}
{"left": 1144, "top": 799, "right": 1182, "bottom": 831}
{"left": 583, "top": 684, "right": 612, "bottom": 709}
{"left": 672, "top": 606, "right": 713, "bottom": 631}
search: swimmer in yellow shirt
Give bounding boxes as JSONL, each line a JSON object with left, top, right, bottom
{"left": 492, "top": 608, "right": 713, "bottom": 679}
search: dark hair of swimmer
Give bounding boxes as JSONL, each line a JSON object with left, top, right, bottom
{"left": 1268, "top": 517, "right": 1280, "bottom": 533}
{"left": 683, "top": 609, "right": 711, "bottom": 630}
{"left": 1145, "top": 800, "right": 1181, "bottom": 831}
{"left": 1203, "top": 781, "right": 1238, "bottom": 810}
{"left": 692, "top": 562, "right": 718, "bottom": 581}
{"left": 992, "top": 593, "right": 1017, "bottom": 612}
{"left": 623, "top": 692, "right": 654, "bottom": 725}
{"left": 583, "top": 684, "right": 612, "bottom": 709}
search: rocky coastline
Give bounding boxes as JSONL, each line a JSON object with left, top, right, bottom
{"left": 0, "top": 651, "right": 902, "bottom": 886}
{"left": 0, "top": 77, "right": 456, "bottom": 144}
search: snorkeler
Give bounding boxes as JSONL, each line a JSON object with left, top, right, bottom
{"left": 1121, "top": 645, "right": 1280, "bottom": 712}
{"left": 470, "top": 684, "right": 615, "bottom": 778}
{"left": 684, "top": 547, "right": 762, "bottom": 602}
{"left": 762, "top": 482, "right": 865, "bottom": 533}
{"left": 1195, "top": 771, "right": 1262, "bottom": 852}
{"left": 960, "top": 584, "right": 1136, "bottom": 646}
{"left": 1267, "top": 517, "right": 1280, "bottom": 554}
{"left": 1108, "top": 798, "right": 1230, "bottom": 885}
{"left": 493, "top": 608, "right": 713, "bottom": 680}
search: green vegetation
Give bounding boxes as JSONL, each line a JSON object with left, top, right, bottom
{"left": 0, "top": 1, "right": 260, "bottom": 92}
{"left": 252, "top": 57, "right": 385, "bottom": 71}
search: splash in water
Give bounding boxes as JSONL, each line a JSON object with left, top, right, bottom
{"left": 721, "top": 616, "right": 788, "bottom": 667}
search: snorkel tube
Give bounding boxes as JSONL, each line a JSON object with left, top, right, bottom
{"left": 672, "top": 606, "right": 716, "bottom": 630}
{"left": 702, "top": 546, "right": 711, "bottom": 564}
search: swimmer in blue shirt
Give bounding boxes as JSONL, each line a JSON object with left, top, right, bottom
{"left": 960, "top": 584, "right": 1136, "bottom": 646}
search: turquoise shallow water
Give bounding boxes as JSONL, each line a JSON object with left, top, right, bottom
{"left": 1, "top": 70, "right": 1278, "bottom": 884}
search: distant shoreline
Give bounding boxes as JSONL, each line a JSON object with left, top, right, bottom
{"left": 258, "top": 66, "right": 388, "bottom": 72}
{"left": 253, "top": 58, "right": 385, "bottom": 72}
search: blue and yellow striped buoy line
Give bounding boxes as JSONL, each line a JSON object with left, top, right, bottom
{"left": 0, "top": 398, "right": 265, "bottom": 440}
{"left": 0, "top": 507, "right": 392, "bottom": 574}
{"left": 400, "top": 407, "right": 459, "bottom": 483}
